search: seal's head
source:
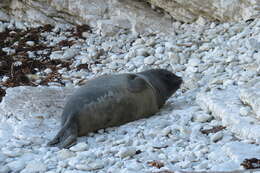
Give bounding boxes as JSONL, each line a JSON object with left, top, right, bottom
{"left": 138, "top": 69, "right": 182, "bottom": 107}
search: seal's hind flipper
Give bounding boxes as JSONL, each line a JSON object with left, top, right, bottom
{"left": 58, "top": 133, "right": 77, "bottom": 149}
{"left": 48, "top": 114, "right": 78, "bottom": 148}
{"left": 47, "top": 121, "right": 78, "bottom": 148}
{"left": 127, "top": 74, "right": 147, "bottom": 93}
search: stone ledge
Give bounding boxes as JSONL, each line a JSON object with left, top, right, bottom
{"left": 196, "top": 86, "right": 260, "bottom": 143}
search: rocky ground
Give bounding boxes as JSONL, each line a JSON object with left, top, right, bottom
{"left": 0, "top": 18, "right": 260, "bottom": 173}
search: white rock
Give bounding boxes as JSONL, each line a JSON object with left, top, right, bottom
{"left": 2, "top": 76, "right": 9, "bottom": 82}
{"left": 26, "top": 41, "right": 35, "bottom": 47}
{"left": 44, "top": 68, "right": 52, "bottom": 74}
{"left": 2, "top": 47, "right": 16, "bottom": 55}
{"left": 144, "top": 56, "right": 156, "bottom": 65}
{"left": 0, "top": 22, "right": 6, "bottom": 32}
{"left": 76, "top": 161, "right": 104, "bottom": 171}
{"left": 168, "top": 52, "right": 180, "bottom": 64}
{"left": 131, "top": 56, "right": 144, "bottom": 67}
{"left": 0, "top": 166, "right": 10, "bottom": 173}
{"left": 136, "top": 48, "right": 149, "bottom": 56}
{"left": 58, "top": 149, "right": 76, "bottom": 159}
{"left": 247, "top": 38, "right": 260, "bottom": 50}
{"left": 188, "top": 58, "right": 201, "bottom": 67}
{"left": 196, "top": 16, "right": 207, "bottom": 26}
{"left": 0, "top": 153, "right": 6, "bottom": 163}
{"left": 70, "top": 142, "right": 88, "bottom": 152}
{"left": 7, "top": 160, "right": 26, "bottom": 172}
{"left": 50, "top": 51, "right": 64, "bottom": 60}
{"left": 155, "top": 46, "right": 164, "bottom": 54}
{"left": 193, "top": 113, "right": 212, "bottom": 123}
{"left": 2, "top": 148, "right": 22, "bottom": 157}
{"left": 63, "top": 48, "right": 79, "bottom": 59}
{"left": 21, "top": 161, "right": 47, "bottom": 173}
{"left": 239, "top": 106, "right": 251, "bottom": 116}
{"left": 210, "top": 132, "right": 223, "bottom": 142}
{"left": 118, "top": 147, "right": 137, "bottom": 158}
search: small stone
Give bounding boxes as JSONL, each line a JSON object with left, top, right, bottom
{"left": 239, "top": 107, "right": 251, "bottom": 116}
{"left": 210, "top": 132, "right": 223, "bottom": 142}
{"left": 50, "top": 51, "right": 64, "bottom": 60}
{"left": 118, "top": 147, "right": 137, "bottom": 158}
{"left": 196, "top": 16, "right": 207, "bottom": 26}
{"left": 199, "top": 43, "right": 211, "bottom": 51}
{"left": 58, "top": 149, "right": 76, "bottom": 159}
{"left": 7, "top": 160, "right": 26, "bottom": 172}
{"left": 2, "top": 47, "right": 15, "bottom": 55}
{"left": 70, "top": 142, "right": 88, "bottom": 152}
{"left": 21, "top": 161, "right": 47, "bottom": 173}
{"left": 136, "top": 48, "right": 150, "bottom": 57}
{"left": 63, "top": 48, "right": 79, "bottom": 59}
{"left": 0, "top": 166, "right": 10, "bottom": 173}
{"left": 168, "top": 52, "right": 180, "bottom": 64}
{"left": 247, "top": 38, "right": 260, "bottom": 50}
{"left": 144, "top": 56, "right": 156, "bottom": 65}
{"left": 155, "top": 46, "right": 164, "bottom": 54}
{"left": 161, "top": 126, "right": 172, "bottom": 136}
{"left": 26, "top": 41, "right": 35, "bottom": 46}
{"left": 131, "top": 56, "right": 144, "bottom": 67}
{"left": 193, "top": 113, "right": 212, "bottom": 123}
{"left": 2, "top": 148, "right": 22, "bottom": 157}
{"left": 44, "top": 68, "right": 52, "bottom": 74}
{"left": 188, "top": 58, "right": 201, "bottom": 67}
{"left": 76, "top": 161, "right": 104, "bottom": 171}
{"left": 0, "top": 153, "right": 6, "bottom": 163}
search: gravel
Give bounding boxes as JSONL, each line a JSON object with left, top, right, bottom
{"left": 0, "top": 18, "right": 260, "bottom": 172}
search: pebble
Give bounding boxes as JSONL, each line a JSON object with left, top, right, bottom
{"left": 0, "top": 166, "right": 10, "bottom": 173}
{"left": 63, "top": 48, "right": 79, "bottom": 59}
{"left": 70, "top": 142, "right": 88, "bottom": 152}
{"left": 76, "top": 161, "right": 104, "bottom": 171}
{"left": 131, "top": 56, "right": 145, "bottom": 67}
{"left": 26, "top": 41, "right": 35, "bottom": 47}
{"left": 118, "top": 147, "right": 137, "bottom": 158}
{"left": 2, "top": 148, "right": 22, "bottom": 157}
{"left": 58, "top": 149, "right": 76, "bottom": 159}
{"left": 210, "top": 132, "right": 223, "bottom": 143}
{"left": 49, "top": 51, "right": 64, "bottom": 60}
{"left": 188, "top": 58, "right": 201, "bottom": 67}
{"left": 239, "top": 106, "right": 251, "bottom": 116}
{"left": 44, "top": 68, "right": 52, "bottom": 74}
{"left": 21, "top": 161, "right": 47, "bottom": 173}
{"left": 193, "top": 113, "right": 212, "bottom": 123}
{"left": 6, "top": 160, "right": 26, "bottom": 172}
{"left": 144, "top": 56, "right": 156, "bottom": 65}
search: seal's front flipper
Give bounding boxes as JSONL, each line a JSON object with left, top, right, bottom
{"left": 127, "top": 74, "right": 147, "bottom": 93}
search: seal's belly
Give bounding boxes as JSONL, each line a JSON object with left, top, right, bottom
{"left": 77, "top": 89, "right": 158, "bottom": 136}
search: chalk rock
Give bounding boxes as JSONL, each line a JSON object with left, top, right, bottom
{"left": 7, "top": 160, "right": 26, "bottom": 172}
{"left": 70, "top": 142, "right": 88, "bottom": 152}
{"left": 21, "top": 161, "right": 47, "bottom": 173}
{"left": 197, "top": 86, "right": 260, "bottom": 142}
{"left": 118, "top": 147, "right": 137, "bottom": 158}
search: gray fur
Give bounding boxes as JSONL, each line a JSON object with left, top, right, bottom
{"left": 48, "top": 69, "right": 182, "bottom": 148}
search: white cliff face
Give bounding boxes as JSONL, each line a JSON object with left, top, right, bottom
{"left": 146, "top": 0, "right": 259, "bottom": 22}
{"left": 0, "top": 0, "right": 173, "bottom": 34}
{"left": 1, "top": 0, "right": 259, "bottom": 34}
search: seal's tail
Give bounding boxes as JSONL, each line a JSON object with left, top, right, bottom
{"left": 47, "top": 115, "right": 78, "bottom": 149}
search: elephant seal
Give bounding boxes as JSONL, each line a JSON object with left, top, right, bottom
{"left": 48, "top": 69, "right": 182, "bottom": 148}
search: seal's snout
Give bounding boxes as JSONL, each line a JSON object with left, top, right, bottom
{"left": 174, "top": 75, "right": 183, "bottom": 87}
